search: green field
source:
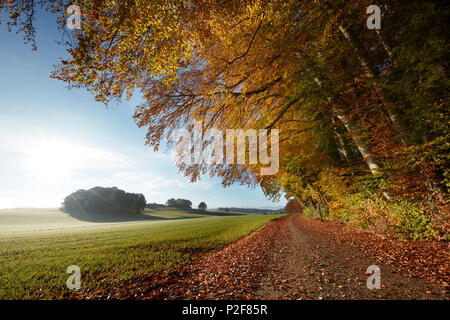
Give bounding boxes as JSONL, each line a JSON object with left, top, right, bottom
{"left": 0, "top": 208, "right": 283, "bottom": 299}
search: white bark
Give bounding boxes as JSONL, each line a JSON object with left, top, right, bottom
{"left": 332, "top": 107, "right": 380, "bottom": 174}
{"left": 376, "top": 29, "right": 394, "bottom": 61}
{"left": 314, "top": 77, "right": 392, "bottom": 200}
{"left": 338, "top": 24, "right": 406, "bottom": 145}
{"left": 314, "top": 77, "right": 380, "bottom": 175}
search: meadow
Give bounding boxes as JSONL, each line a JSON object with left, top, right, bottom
{"left": 0, "top": 208, "right": 283, "bottom": 299}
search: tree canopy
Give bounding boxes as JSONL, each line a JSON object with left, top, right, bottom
{"left": 198, "top": 202, "right": 207, "bottom": 212}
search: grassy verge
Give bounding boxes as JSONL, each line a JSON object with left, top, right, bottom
{"left": 0, "top": 213, "right": 283, "bottom": 299}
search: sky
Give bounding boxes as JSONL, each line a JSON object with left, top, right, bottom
{"left": 0, "top": 11, "right": 286, "bottom": 209}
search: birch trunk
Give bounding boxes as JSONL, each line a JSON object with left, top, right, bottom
{"left": 313, "top": 77, "right": 381, "bottom": 175}
{"left": 313, "top": 77, "right": 391, "bottom": 199}
{"left": 332, "top": 117, "right": 350, "bottom": 161}
{"left": 376, "top": 29, "right": 394, "bottom": 61}
{"left": 332, "top": 107, "right": 381, "bottom": 175}
{"left": 338, "top": 24, "right": 406, "bottom": 144}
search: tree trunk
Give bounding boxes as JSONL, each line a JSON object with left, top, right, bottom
{"left": 334, "top": 109, "right": 393, "bottom": 201}
{"left": 317, "top": 203, "right": 324, "bottom": 221}
{"left": 338, "top": 24, "right": 406, "bottom": 145}
{"left": 332, "top": 117, "right": 350, "bottom": 162}
{"left": 376, "top": 29, "right": 394, "bottom": 61}
{"left": 314, "top": 77, "right": 381, "bottom": 174}
{"left": 332, "top": 107, "right": 381, "bottom": 174}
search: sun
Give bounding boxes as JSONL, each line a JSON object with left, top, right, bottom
{"left": 24, "top": 141, "right": 80, "bottom": 184}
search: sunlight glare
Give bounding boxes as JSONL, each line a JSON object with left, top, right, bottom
{"left": 24, "top": 141, "right": 81, "bottom": 184}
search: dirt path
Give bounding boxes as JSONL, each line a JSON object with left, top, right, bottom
{"left": 76, "top": 213, "right": 447, "bottom": 300}
{"left": 253, "top": 214, "right": 445, "bottom": 299}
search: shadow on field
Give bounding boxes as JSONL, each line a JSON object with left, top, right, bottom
{"left": 61, "top": 210, "right": 168, "bottom": 223}
{"left": 191, "top": 210, "right": 244, "bottom": 216}
{"left": 165, "top": 207, "right": 245, "bottom": 216}
{"left": 62, "top": 206, "right": 247, "bottom": 223}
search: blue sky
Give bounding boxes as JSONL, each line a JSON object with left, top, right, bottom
{"left": 0, "top": 11, "right": 286, "bottom": 209}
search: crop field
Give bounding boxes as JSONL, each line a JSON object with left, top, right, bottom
{"left": 0, "top": 208, "right": 283, "bottom": 299}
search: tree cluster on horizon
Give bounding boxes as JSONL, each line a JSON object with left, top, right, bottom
{"left": 165, "top": 198, "right": 192, "bottom": 209}
{"left": 62, "top": 186, "right": 146, "bottom": 216}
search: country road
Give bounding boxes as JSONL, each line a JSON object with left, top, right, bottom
{"left": 254, "top": 214, "right": 444, "bottom": 299}
{"left": 75, "top": 213, "right": 448, "bottom": 300}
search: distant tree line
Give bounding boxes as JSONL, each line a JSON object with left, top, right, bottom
{"left": 62, "top": 187, "right": 146, "bottom": 215}
{"left": 165, "top": 198, "right": 192, "bottom": 209}
{"left": 217, "top": 207, "right": 284, "bottom": 214}
{"left": 146, "top": 202, "right": 166, "bottom": 209}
